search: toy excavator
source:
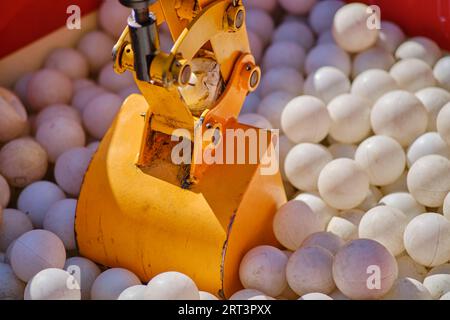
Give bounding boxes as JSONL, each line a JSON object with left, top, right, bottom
{"left": 75, "top": 0, "right": 286, "bottom": 298}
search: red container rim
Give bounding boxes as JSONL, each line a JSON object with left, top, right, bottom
{"left": 0, "top": 0, "right": 101, "bottom": 59}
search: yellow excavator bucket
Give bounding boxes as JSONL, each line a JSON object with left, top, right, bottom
{"left": 75, "top": 0, "right": 286, "bottom": 298}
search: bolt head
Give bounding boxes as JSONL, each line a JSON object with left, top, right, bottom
{"left": 235, "top": 9, "right": 244, "bottom": 29}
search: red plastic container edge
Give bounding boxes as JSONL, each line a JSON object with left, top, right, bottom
{"left": 0, "top": 0, "right": 102, "bottom": 59}
{"left": 1, "top": 0, "right": 449, "bottom": 60}
{"left": 350, "top": 0, "right": 450, "bottom": 51}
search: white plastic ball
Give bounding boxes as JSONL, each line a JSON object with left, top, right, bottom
{"left": 371, "top": 90, "right": 428, "bottom": 147}
{"left": 36, "top": 118, "right": 86, "bottom": 163}
{"left": 301, "top": 232, "right": 344, "bottom": 255}
{"left": 433, "top": 56, "right": 450, "bottom": 91}
{"left": 245, "top": 9, "right": 274, "bottom": 45}
{"left": 5, "top": 240, "right": 15, "bottom": 264}
{"left": 317, "top": 30, "right": 337, "bottom": 45}
{"left": 355, "top": 135, "right": 406, "bottom": 186}
{"left": 333, "top": 239, "right": 398, "bottom": 299}
{"left": 376, "top": 21, "right": 406, "bottom": 53}
{"left": 17, "top": 181, "right": 65, "bottom": 228}
{"left": 390, "top": 58, "right": 436, "bottom": 92}
{"left": 295, "top": 193, "right": 338, "bottom": 229}
{"left": 317, "top": 30, "right": 336, "bottom": 45}
{"left": 98, "top": 62, "right": 134, "bottom": 92}
{"left": 13, "top": 72, "right": 33, "bottom": 107}
{"left": 27, "top": 69, "right": 73, "bottom": 111}
{"left": 395, "top": 36, "right": 442, "bottom": 67}
{"left": 247, "top": 30, "right": 263, "bottom": 63}
{"left": 437, "top": 102, "right": 450, "bottom": 146}
{"left": 407, "top": 155, "right": 450, "bottom": 207}
{"left": 35, "top": 104, "right": 81, "bottom": 130}
{"left": 396, "top": 255, "right": 428, "bottom": 282}
{"left": 407, "top": 132, "right": 450, "bottom": 168}
{"left": 379, "top": 192, "right": 425, "bottom": 221}
{"left": 10, "top": 230, "right": 66, "bottom": 282}
{"left": 444, "top": 192, "right": 450, "bottom": 220}
{"left": 327, "top": 215, "right": 358, "bottom": 241}
{"left": 0, "top": 88, "right": 28, "bottom": 143}
{"left": 229, "top": 289, "right": 265, "bottom": 300}
{"left": 278, "top": 135, "right": 295, "bottom": 182}
{"left": 238, "top": 113, "right": 272, "bottom": 129}
{"left": 318, "top": 158, "right": 370, "bottom": 210}
{"left": 0, "top": 263, "right": 25, "bottom": 300}
{"left": 144, "top": 271, "right": 199, "bottom": 300}
{"left": 359, "top": 205, "right": 408, "bottom": 256}
{"left": 239, "top": 245, "right": 288, "bottom": 297}
{"left": 0, "top": 209, "right": 32, "bottom": 252}
{"left": 286, "top": 246, "right": 335, "bottom": 295}
{"left": 259, "top": 68, "right": 304, "bottom": 97}
{"left": 304, "top": 66, "right": 350, "bottom": 104}
{"left": 245, "top": 0, "right": 277, "bottom": 12}
{"left": 415, "top": 87, "right": 450, "bottom": 131}
{"left": 25, "top": 268, "right": 80, "bottom": 300}
{"left": 77, "top": 31, "right": 115, "bottom": 74}
{"left": 250, "top": 294, "right": 277, "bottom": 300}
{"left": 273, "top": 21, "right": 315, "bottom": 50}
{"left": 44, "top": 48, "right": 89, "bottom": 79}
{"left": 278, "top": 251, "right": 299, "bottom": 300}
{"left": 441, "top": 292, "right": 450, "bottom": 300}
{"left": 327, "top": 94, "right": 371, "bottom": 144}
{"left": 299, "top": 292, "right": 333, "bottom": 300}
{"left": 332, "top": 3, "right": 379, "bottom": 53}
{"left": 404, "top": 213, "right": 450, "bottom": 267}
{"left": 305, "top": 44, "right": 351, "bottom": 76}
{"left": 249, "top": 295, "right": 276, "bottom": 300}
{"left": 263, "top": 42, "right": 306, "bottom": 72}
{"left": 423, "top": 274, "right": 450, "bottom": 299}
{"left": 199, "top": 291, "right": 219, "bottom": 300}
{"left": 118, "top": 285, "right": 147, "bottom": 300}
{"left": 43, "top": 199, "right": 77, "bottom": 250}
{"left": 86, "top": 141, "right": 100, "bottom": 154}
{"left": 351, "top": 69, "right": 399, "bottom": 104}
{"left": 273, "top": 200, "right": 323, "bottom": 251}
{"left": 257, "top": 91, "right": 295, "bottom": 130}
{"left": 281, "top": 96, "right": 330, "bottom": 144}
{"left": 352, "top": 46, "right": 395, "bottom": 78}
{"left": 0, "top": 174, "right": 10, "bottom": 208}
{"left": 91, "top": 268, "right": 141, "bottom": 300}
{"left": 98, "top": 0, "right": 130, "bottom": 38}
{"left": 71, "top": 85, "right": 107, "bottom": 113}
{"left": 72, "top": 78, "right": 96, "bottom": 92}
{"left": 279, "top": 0, "right": 317, "bottom": 15}
{"left": 118, "top": 84, "right": 140, "bottom": 100}
{"left": 64, "top": 257, "right": 101, "bottom": 300}
{"left": 0, "top": 138, "right": 48, "bottom": 188}
{"left": 308, "top": 0, "right": 344, "bottom": 34}
{"left": 285, "top": 143, "right": 332, "bottom": 192}
{"left": 329, "top": 289, "right": 350, "bottom": 300}
{"left": 54, "top": 147, "right": 93, "bottom": 196}
{"left": 241, "top": 93, "right": 260, "bottom": 115}
{"left": 383, "top": 277, "right": 432, "bottom": 300}
{"left": 83, "top": 93, "right": 122, "bottom": 139}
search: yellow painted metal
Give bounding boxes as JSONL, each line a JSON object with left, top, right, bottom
{"left": 114, "top": 0, "right": 250, "bottom": 136}
{"left": 76, "top": 94, "right": 286, "bottom": 297}
{"left": 75, "top": 0, "right": 286, "bottom": 298}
